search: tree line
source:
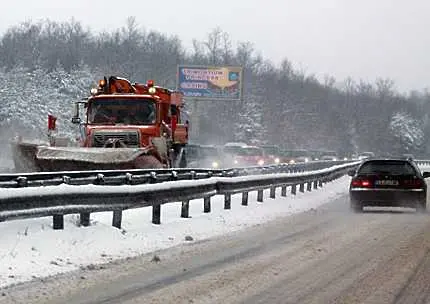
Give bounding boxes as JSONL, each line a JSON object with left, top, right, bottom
{"left": 0, "top": 17, "right": 429, "bottom": 156}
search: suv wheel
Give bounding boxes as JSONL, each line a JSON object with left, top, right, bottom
{"left": 416, "top": 201, "right": 427, "bottom": 213}
{"left": 350, "top": 201, "right": 363, "bottom": 213}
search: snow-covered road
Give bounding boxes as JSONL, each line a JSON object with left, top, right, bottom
{"left": 0, "top": 175, "right": 351, "bottom": 288}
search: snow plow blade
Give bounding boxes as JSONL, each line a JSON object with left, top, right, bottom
{"left": 11, "top": 141, "right": 164, "bottom": 172}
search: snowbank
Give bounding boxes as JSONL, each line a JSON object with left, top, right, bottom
{"left": 0, "top": 176, "right": 350, "bottom": 288}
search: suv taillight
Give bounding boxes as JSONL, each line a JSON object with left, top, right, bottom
{"left": 351, "top": 178, "right": 372, "bottom": 188}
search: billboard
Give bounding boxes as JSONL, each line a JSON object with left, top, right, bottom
{"left": 176, "top": 65, "right": 243, "bottom": 100}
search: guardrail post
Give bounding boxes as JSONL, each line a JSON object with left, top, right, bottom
{"left": 257, "top": 190, "right": 264, "bottom": 202}
{"left": 170, "top": 171, "right": 178, "bottom": 181}
{"left": 80, "top": 212, "right": 90, "bottom": 227}
{"left": 125, "top": 173, "right": 134, "bottom": 185}
{"left": 16, "top": 176, "right": 28, "bottom": 187}
{"left": 224, "top": 194, "right": 231, "bottom": 209}
{"left": 313, "top": 180, "right": 318, "bottom": 189}
{"left": 53, "top": 214, "right": 64, "bottom": 230}
{"left": 62, "top": 175, "right": 71, "bottom": 185}
{"left": 150, "top": 172, "right": 158, "bottom": 184}
{"left": 152, "top": 204, "right": 161, "bottom": 224}
{"left": 291, "top": 184, "right": 297, "bottom": 195}
{"left": 242, "top": 192, "right": 249, "bottom": 206}
{"left": 299, "top": 183, "right": 305, "bottom": 193}
{"left": 270, "top": 186, "right": 276, "bottom": 199}
{"left": 281, "top": 186, "right": 287, "bottom": 197}
{"left": 204, "top": 197, "right": 211, "bottom": 213}
{"left": 95, "top": 174, "right": 105, "bottom": 185}
{"left": 112, "top": 210, "right": 122, "bottom": 229}
{"left": 181, "top": 200, "right": 190, "bottom": 218}
{"left": 307, "top": 182, "right": 312, "bottom": 192}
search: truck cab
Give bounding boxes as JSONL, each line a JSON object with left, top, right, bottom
{"left": 71, "top": 76, "right": 189, "bottom": 168}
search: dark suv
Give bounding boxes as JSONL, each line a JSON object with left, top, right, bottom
{"left": 348, "top": 158, "right": 430, "bottom": 212}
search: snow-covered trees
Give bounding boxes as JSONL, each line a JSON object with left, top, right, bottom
{"left": 0, "top": 64, "right": 96, "bottom": 140}
{"left": 0, "top": 18, "right": 428, "bottom": 155}
{"left": 389, "top": 112, "right": 424, "bottom": 154}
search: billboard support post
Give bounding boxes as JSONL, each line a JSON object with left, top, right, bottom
{"left": 190, "top": 98, "right": 199, "bottom": 140}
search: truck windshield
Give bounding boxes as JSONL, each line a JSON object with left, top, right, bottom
{"left": 88, "top": 98, "right": 156, "bottom": 125}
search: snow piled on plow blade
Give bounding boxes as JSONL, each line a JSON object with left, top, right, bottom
{"left": 11, "top": 139, "right": 164, "bottom": 172}
{"left": 36, "top": 146, "right": 151, "bottom": 164}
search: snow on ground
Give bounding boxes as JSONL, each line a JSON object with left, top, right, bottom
{"left": 0, "top": 175, "right": 351, "bottom": 288}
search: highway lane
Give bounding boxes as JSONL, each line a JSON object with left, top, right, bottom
{"left": 2, "top": 194, "right": 430, "bottom": 304}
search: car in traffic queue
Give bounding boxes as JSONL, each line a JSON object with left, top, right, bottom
{"left": 223, "top": 144, "right": 266, "bottom": 167}
{"left": 403, "top": 153, "right": 414, "bottom": 160}
{"left": 348, "top": 158, "right": 430, "bottom": 212}
{"left": 320, "top": 150, "right": 339, "bottom": 161}
{"left": 260, "top": 145, "right": 283, "bottom": 164}
{"left": 186, "top": 144, "right": 225, "bottom": 169}
{"left": 357, "top": 151, "right": 375, "bottom": 160}
{"left": 280, "top": 149, "right": 312, "bottom": 164}
{"left": 307, "top": 150, "right": 326, "bottom": 161}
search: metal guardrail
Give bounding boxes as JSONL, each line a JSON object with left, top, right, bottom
{"left": 0, "top": 161, "right": 360, "bottom": 230}
{"left": 0, "top": 168, "right": 234, "bottom": 188}
{"left": 416, "top": 160, "right": 430, "bottom": 166}
{"left": 0, "top": 160, "right": 352, "bottom": 188}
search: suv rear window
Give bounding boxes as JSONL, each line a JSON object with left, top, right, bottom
{"left": 358, "top": 160, "right": 417, "bottom": 175}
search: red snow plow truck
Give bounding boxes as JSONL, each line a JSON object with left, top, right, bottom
{"left": 11, "top": 76, "right": 189, "bottom": 172}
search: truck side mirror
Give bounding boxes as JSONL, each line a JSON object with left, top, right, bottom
{"left": 71, "top": 103, "right": 81, "bottom": 124}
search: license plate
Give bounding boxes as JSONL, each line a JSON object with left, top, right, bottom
{"left": 375, "top": 180, "right": 399, "bottom": 186}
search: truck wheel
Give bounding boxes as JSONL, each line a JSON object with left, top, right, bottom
{"left": 416, "top": 201, "right": 427, "bottom": 213}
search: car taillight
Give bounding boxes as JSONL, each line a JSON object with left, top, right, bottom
{"left": 351, "top": 179, "right": 372, "bottom": 188}
{"left": 403, "top": 179, "right": 423, "bottom": 188}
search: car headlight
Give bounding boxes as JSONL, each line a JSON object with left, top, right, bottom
{"left": 289, "top": 159, "right": 295, "bottom": 164}
{"left": 304, "top": 158, "right": 309, "bottom": 163}
{"left": 212, "top": 161, "right": 219, "bottom": 168}
{"left": 274, "top": 158, "right": 280, "bottom": 164}
{"left": 258, "top": 159, "right": 264, "bottom": 166}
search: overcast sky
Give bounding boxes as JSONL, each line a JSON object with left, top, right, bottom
{"left": 1, "top": 0, "right": 429, "bottom": 92}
